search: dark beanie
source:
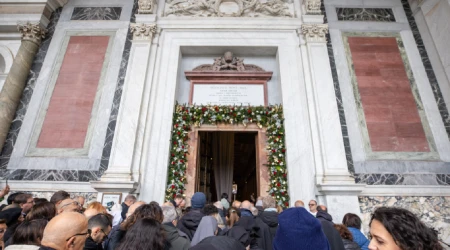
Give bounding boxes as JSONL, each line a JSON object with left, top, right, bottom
{"left": 273, "top": 207, "right": 330, "bottom": 250}
{"left": 191, "top": 192, "right": 206, "bottom": 209}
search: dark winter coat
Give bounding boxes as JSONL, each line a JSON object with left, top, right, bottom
{"left": 316, "top": 211, "right": 345, "bottom": 250}
{"left": 234, "top": 216, "right": 262, "bottom": 250}
{"left": 84, "top": 237, "right": 103, "bottom": 250}
{"left": 254, "top": 216, "right": 273, "bottom": 250}
{"left": 176, "top": 208, "right": 204, "bottom": 240}
{"left": 103, "top": 225, "right": 126, "bottom": 250}
{"left": 120, "top": 203, "right": 128, "bottom": 220}
{"left": 163, "top": 223, "right": 190, "bottom": 250}
{"left": 343, "top": 239, "right": 362, "bottom": 250}
{"left": 259, "top": 211, "right": 278, "bottom": 240}
{"left": 38, "top": 247, "right": 56, "bottom": 250}
{"left": 189, "top": 236, "right": 246, "bottom": 250}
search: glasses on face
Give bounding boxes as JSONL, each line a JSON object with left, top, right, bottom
{"left": 0, "top": 229, "right": 5, "bottom": 233}
{"left": 308, "top": 204, "right": 316, "bottom": 206}
{"left": 66, "top": 229, "right": 91, "bottom": 241}
{"left": 100, "top": 229, "right": 109, "bottom": 240}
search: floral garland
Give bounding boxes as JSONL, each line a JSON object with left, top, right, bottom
{"left": 166, "top": 104, "right": 290, "bottom": 207}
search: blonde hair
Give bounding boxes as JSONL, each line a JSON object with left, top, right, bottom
{"left": 87, "top": 202, "right": 107, "bottom": 214}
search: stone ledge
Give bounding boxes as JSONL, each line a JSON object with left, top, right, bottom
{"left": 360, "top": 185, "right": 450, "bottom": 196}
{"left": 90, "top": 180, "right": 138, "bottom": 193}
{"left": 317, "top": 183, "right": 366, "bottom": 195}
{"left": 6, "top": 180, "right": 96, "bottom": 193}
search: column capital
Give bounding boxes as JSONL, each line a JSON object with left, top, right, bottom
{"left": 138, "top": 0, "right": 156, "bottom": 14}
{"left": 303, "top": 0, "right": 322, "bottom": 15}
{"left": 17, "top": 22, "right": 47, "bottom": 45}
{"left": 301, "top": 24, "right": 328, "bottom": 43}
{"left": 130, "top": 23, "right": 157, "bottom": 41}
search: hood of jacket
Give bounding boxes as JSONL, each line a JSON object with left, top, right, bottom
{"left": 163, "top": 223, "right": 180, "bottom": 242}
{"left": 316, "top": 211, "right": 333, "bottom": 222}
{"left": 260, "top": 211, "right": 279, "bottom": 227}
{"left": 181, "top": 209, "right": 204, "bottom": 230}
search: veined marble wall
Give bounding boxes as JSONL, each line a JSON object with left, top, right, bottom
{"left": 359, "top": 196, "right": 450, "bottom": 245}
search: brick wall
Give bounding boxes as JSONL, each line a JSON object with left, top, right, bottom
{"left": 37, "top": 36, "right": 109, "bottom": 148}
{"left": 348, "top": 37, "right": 429, "bottom": 152}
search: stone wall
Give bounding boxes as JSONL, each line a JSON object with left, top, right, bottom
{"left": 359, "top": 196, "right": 450, "bottom": 245}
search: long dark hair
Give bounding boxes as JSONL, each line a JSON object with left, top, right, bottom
{"left": 342, "top": 213, "right": 362, "bottom": 230}
{"left": 370, "top": 207, "right": 443, "bottom": 250}
{"left": 116, "top": 218, "right": 165, "bottom": 250}
{"left": 11, "top": 219, "right": 48, "bottom": 245}
{"left": 26, "top": 202, "right": 56, "bottom": 221}
{"left": 121, "top": 202, "right": 163, "bottom": 230}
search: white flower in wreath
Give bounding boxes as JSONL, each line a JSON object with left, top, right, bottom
{"left": 280, "top": 162, "right": 284, "bottom": 166}
{"left": 277, "top": 196, "right": 280, "bottom": 199}
{"left": 176, "top": 148, "right": 181, "bottom": 152}
{"left": 279, "top": 154, "right": 282, "bottom": 157}
{"left": 256, "top": 115, "right": 261, "bottom": 121}
{"left": 237, "top": 112, "right": 241, "bottom": 115}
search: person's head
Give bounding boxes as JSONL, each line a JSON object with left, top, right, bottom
{"left": 50, "top": 191, "right": 70, "bottom": 206}
{"left": 221, "top": 193, "right": 228, "bottom": 200}
{"left": 84, "top": 208, "right": 100, "bottom": 219}
{"left": 226, "top": 207, "right": 241, "bottom": 228}
{"left": 34, "top": 198, "right": 49, "bottom": 206}
{"left": 202, "top": 204, "right": 219, "bottom": 216}
{"left": 174, "top": 195, "right": 184, "bottom": 207}
{"left": 334, "top": 224, "right": 353, "bottom": 241}
{"left": 250, "top": 206, "right": 258, "bottom": 216}
{"left": 232, "top": 200, "right": 241, "bottom": 208}
{"left": 86, "top": 202, "right": 106, "bottom": 214}
{"left": 57, "top": 199, "right": 79, "bottom": 214}
{"left": 308, "top": 200, "right": 318, "bottom": 213}
{"left": 213, "top": 201, "right": 223, "bottom": 210}
{"left": 26, "top": 201, "right": 57, "bottom": 221}
{"left": 16, "top": 194, "right": 34, "bottom": 214}
{"left": 179, "top": 199, "right": 186, "bottom": 209}
{"left": 74, "top": 197, "right": 85, "bottom": 208}
{"left": 191, "top": 192, "right": 206, "bottom": 209}
{"left": 161, "top": 206, "right": 179, "bottom": 226}
{"left": 8, "top": 192, "right": 24, "bottom": 205}
{"left": 41, "top": 212, "right": 88, "bottom": 250}
{"left": 294, "top": 200, "right": 305, "bottom": 208}
{"left": 240, "top": 200, "right": 252, "bottom": 210}
{"left": 317, "top": 205, "right": 327, "bottom": 213}
{"left": 342, "top": 213, "right": 362, "bottom": 230}
{"left": 11, "top": 219, "right": 48, "bottom": 245}
{"left": 0, "top": 219, "right": 6, "bottom": 241}
{"left": 126, "top": 201, "right": 145, "bottom": 218}
{"left": 273, "top": 207, "right": 330, "bottom": 249}
{"left": 369, "top": 207, "right": 443, "bottom": 250}
{"left": 88, "top": 213, "right": 112, "bottom": 244}
{"left": 123, "top": 195, "right": 137, "bottom": 207}
{"left": 262, "top": 196, "right": 276, "bottom": 209}
{"left": 116, "top": 218, "right": 165, "bottom": 250}
{"left": 122, "top": 202, "right": 163, "bottom": 230}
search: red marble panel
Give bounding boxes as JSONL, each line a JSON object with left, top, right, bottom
{"left": 348, "top": 37, "right": 430, "bottom": 152}
{"left": 37, "top": 36, "right": 109, "bottom": 148}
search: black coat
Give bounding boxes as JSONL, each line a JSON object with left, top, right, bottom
{"left": 103, "top": 225, "right": 126, "bottom": 250}
{"left": 259, "top": 211, "right": 278, "bottom": 240}
{"left": 189, "top": 236, "right": 246, "bottom": 250}
{"left": 163, "top": 223, "right": 190, "bottom": 250}
{"left": 120, "top": 203, "right": 128, "bottom": 220}
{"left": 177, "top": 208, "right": 204, "bottom": 240}
{"left": 316, "top": 211, "right": 345, "bottom": 250}
{"left": 234, "top": 216, "right": 263, "bottom": 250}
{"left": 254, "top": 216, "right": 273, "bottom": 250}
{"left": 84, "top": 237, "right": 103, "bottom": 250}
{"left": 343, "top": 239, "right": 362, "bottom": 250}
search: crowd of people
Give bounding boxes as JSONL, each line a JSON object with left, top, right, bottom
{"left": 0, "top": 185, "right": 446, "bottom": 250}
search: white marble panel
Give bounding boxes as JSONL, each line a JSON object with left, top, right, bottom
{"left": 137, "top": 30, "right": 317, "bottom": 205}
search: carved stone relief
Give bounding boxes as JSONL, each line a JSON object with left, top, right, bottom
{"left": 17, "top": 23, "right": 46, "bottom": 45}
{"left": 303, "top": 0, "right": 321, "bottom": 15}
{"left": 165, "top": 0, "right": 294, "bottom": 18}
{"left": 300, "top": 24, "right": 328, "bottom": 43}
{"left": 130, "top": 23, "right": 157, "bottom": 40}
{"left": 193, "top": 51, "right": 265, "bottom": 72}
{"left": 138, "top": 0, "right": 156, "bottom": 14}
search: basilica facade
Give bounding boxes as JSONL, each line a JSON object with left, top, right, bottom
{"left": 0, "top": 0, "right": 449, "bottom": 243}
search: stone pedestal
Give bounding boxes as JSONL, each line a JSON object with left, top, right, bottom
{"left": 0, "top": 23, "right": 44, "bottom": 151}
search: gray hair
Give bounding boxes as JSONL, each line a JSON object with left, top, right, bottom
{"left": 250, "top": 206, "right": 258, "bottom": 216}
{"left": 262, "top": 196, "right": 276, "bottom": 209}
{"left": 162, "top": 206, "right": 178, "bottom": 223}
{"left": 124, "top": 194, "right": 137, "bottom": 203}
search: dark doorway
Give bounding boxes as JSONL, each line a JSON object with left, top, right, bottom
{"left": 196, "top": 131, "right": 257, "bottom": 203}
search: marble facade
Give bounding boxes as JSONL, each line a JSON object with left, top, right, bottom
{"left": 0, "top": 0, "right": 449, "bottom": 244}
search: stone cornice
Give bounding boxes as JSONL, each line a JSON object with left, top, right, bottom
{"left": 17, "top": 22, "right": 46, "bottom": 45}
{"left": 130, "top": 23, "right": 156, "bottom": 41}
{"left": 300, "top": 24, "right": 328, "bottom": 43}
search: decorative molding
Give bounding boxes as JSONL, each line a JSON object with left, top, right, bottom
{"left": 138, "top": 0, "right": 156, "bottom": 14}
{"left": 130, "top": 23, "right": 157, "bottom": 41}
{"left": 336, "top": 8, "right": 396, "bottom": 22}
{"left": 192, "top": 51, "right": 265, "bottom": 72}
{"left": 301, "top": 24, "right": 328, "bottom": 43}
{"left": 17, "top": 22, "right": 46, "bottom": 45}
{"left": 304, "top": 0, "right": 322, "bottom": 15}
{"left": 360, "top": 185, "right": 450, "bottom": 196}
{"left": 71, "top": 7, "right": 122, "bottom": 20}
{"left": 165, "top": 0, "right": 293, "bottom": 18}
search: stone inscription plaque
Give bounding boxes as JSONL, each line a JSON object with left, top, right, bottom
{"left": 192, "top": 84, "right": 265, "bottom": 106}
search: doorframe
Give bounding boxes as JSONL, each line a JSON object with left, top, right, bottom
{"left": 185, "top": 123, "right": 269, "bottom": 201}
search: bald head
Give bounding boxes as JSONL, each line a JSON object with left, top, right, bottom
{"left": 232, "top": 200, "right": 241, "bottom": 208}
{"left": 41, "top": 212, "right": 88, "bottom": 250}
{"left": 318, "top": 205, "right": 327, "bottom": 213}
{"left": 294, "top": 200, "right": 304, "bottom": 207}
{"left": 57, "top": 199, "right": 79, "bottom": 214}
{"left": 240, "top": 200, "right": 252, "bottom": 210}
{"left": 126, "top": 201, "right": 145, "bottom": 218}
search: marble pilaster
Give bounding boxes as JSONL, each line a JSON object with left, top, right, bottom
{"left": 0, "top": 23, "right": 45, "bottom": 153}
